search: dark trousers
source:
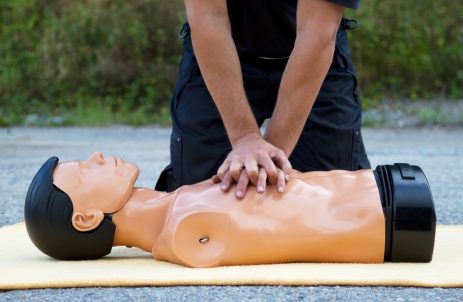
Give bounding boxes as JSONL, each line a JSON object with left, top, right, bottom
{"left": 155, "top": 19, "right": 370, "bottom": 192}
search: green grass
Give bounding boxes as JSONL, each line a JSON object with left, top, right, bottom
{"left": 0, "top": 102, "right": 172, "bottom": 127}
{"left": 2, "top": 98, "right": 463, "bottom": 128}
{"left": 416, "top": 107, "right": 463, "bottom": 126}
{"left": 417, "top": 108, "right": 441, "bottom": 125}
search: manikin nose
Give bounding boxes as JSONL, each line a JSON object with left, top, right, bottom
{"left": 89, "top": 152, "right": 105, "bottom": 164}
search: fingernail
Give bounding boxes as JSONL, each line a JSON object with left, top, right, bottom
{"left": 278, "top": 186, "right": 284, "bottom": 192}
{"left": 220, "top": 184, "right": 227, "bottom": 190}
{"left": 285, "top": 174, "right": 290, "bottom": 181}
{"left": 257, "top": 185, "right": 264, "bottom": 192}
{"left": 236, "top": 190, "right": 243, "bottom": 198}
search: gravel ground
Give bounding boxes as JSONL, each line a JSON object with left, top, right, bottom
{"left": 362, "top": 100, "right": 463, "bottom": 127}
{"left": 0, "top": 126, "right": 462, "bottom": 301}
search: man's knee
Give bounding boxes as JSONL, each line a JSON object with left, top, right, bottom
{"left": 289, "top": 123, "right": 370, "bottom": 172}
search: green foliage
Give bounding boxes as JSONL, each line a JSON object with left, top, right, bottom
{"left": 347, "top": 0, "right": 463, "bottom": 100}
{"left": 0, "top": 0, "right": 461, "bottom": 126}
{"left": 1, "top": 0, "right": 184, "bottom": 125}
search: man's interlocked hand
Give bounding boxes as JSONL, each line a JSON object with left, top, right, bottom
{"left": 211, "top": 133, "right": 292, "bottom": 199}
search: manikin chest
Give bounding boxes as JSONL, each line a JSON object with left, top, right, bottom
{"left": 151, "top": 170, "right": 385, "bottom": 268}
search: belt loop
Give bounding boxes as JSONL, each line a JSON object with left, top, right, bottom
{"left": 178, "top": 22, "right": 191, "bottom": 39}
{"left": 342, "top": 18, "right": 361, "bottom": 31}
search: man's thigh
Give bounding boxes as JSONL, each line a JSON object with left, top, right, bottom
{"left": 165, "top": 63, "right": 232, "bottom": 191}
{"left": 289, "top": 24, "right": 370, "bottom": 172}
{"left": 171, "top": 72, "right": 233, "bottom": 189}
{"left": 154, "top": 27, "right": 230, "bottom": 192}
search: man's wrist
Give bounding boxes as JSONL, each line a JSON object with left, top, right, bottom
{"left": 229, "top": 129, "right": 261, "bottom": 147}
{"left": 263, "top": 126, "right": 294, "bottom": 157}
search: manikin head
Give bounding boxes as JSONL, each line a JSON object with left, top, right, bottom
{"left": 24, "top": 152, "right": 139, "bottom": 260}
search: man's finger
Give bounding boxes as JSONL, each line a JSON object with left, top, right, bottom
{"left": 211, "top": 174, "right": 221, "bottom": 183}
{"left": 217, "top": 158, "right": 232, "bottom": 180}
{"left": 230, "top": 156, "right": 244, "bottom": 182}
{"left": 219, "top": 171, "right": 233, "bottom": 192}
{"left": 256, "top": 167, "right": 267, "bottom": 194}
{"left": 276, "top": 169, "right": 286, "bottom": 193}
{"left": 256, "top": 153, "right": 278, "bottom": 185}
{"left": 244, "top": 158, "right": 259, "bottom": 185}
{"left": 235, "top": 170, "right": 249, "bottom": 199}
{"left": 271, "top": 150, "right": 292, "bottom": 181}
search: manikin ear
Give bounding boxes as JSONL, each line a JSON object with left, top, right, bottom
{"left": 72, "top": 210, "right": 105, "bottom": 232}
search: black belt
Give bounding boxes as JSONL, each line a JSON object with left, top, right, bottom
{"left": 238, "top": 53, "right": 289, "bottom": 67}
{"left": 238, "top": 18, "right": 360, "bottom": 65}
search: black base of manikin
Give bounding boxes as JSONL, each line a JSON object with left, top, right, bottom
{"left": 373, "top": 163, "right": 436, "bottom": 263}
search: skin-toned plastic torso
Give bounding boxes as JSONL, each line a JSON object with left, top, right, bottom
{"left": 53, "top": 152, "right": 385, "bottom": 268}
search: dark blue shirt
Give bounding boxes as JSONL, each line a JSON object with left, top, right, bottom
{"left": 226, "top": 0, "right": 359, "bottom": 57}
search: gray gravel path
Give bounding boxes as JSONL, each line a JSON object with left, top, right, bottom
{"left": 0, "top": 126, "right": 462, "bottom": 301}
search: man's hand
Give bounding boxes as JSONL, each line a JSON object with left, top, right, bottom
{"left": 211, "top": 133, "right": 292, "bottom": 199}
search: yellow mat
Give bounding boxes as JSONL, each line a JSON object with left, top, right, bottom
{"left": 1, "top": 223, "right": 462, "bottom": 290}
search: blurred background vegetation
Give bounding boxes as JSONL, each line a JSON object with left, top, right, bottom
{"left": 0, "top": 0, "right": 462, "bottom": 126}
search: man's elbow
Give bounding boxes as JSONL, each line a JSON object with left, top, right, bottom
{"left": 295, "top": 1, "right": 344, "bottom": 50}
{"left": 296, "top": 24, "right": 339, "bottom": 52}
{"left": 185, "top": 2, "right": 229, "bottom": 32}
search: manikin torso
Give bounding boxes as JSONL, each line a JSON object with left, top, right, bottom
{"left": 112, "top": 170, "right": 385, "bottom": 268}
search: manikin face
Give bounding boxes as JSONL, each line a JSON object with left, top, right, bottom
{"left": 53, "top": 152, "right": 139, "bottom": 231}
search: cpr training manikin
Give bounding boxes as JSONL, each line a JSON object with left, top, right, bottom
{"left": 24, "top": 152, "right": 436, "bottom": 268}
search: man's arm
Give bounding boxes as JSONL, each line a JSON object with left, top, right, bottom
{"left": 185, "top": 0, "right": 292, "bottom": 198}
{"left": 264, "top": 0, "right": 344, "bottom": 156}
{"left": 185, "top": 1, "right": 258, "bottom": 145}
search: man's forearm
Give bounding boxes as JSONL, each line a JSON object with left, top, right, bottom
{"left": 188, "top": 12, "right": 259, "bottom": 145}
{"left": 264, "top": 0, "right": 344, "bottom": 156}
{"left": 264, "top": 31, "right": 336, "bottom": 156}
